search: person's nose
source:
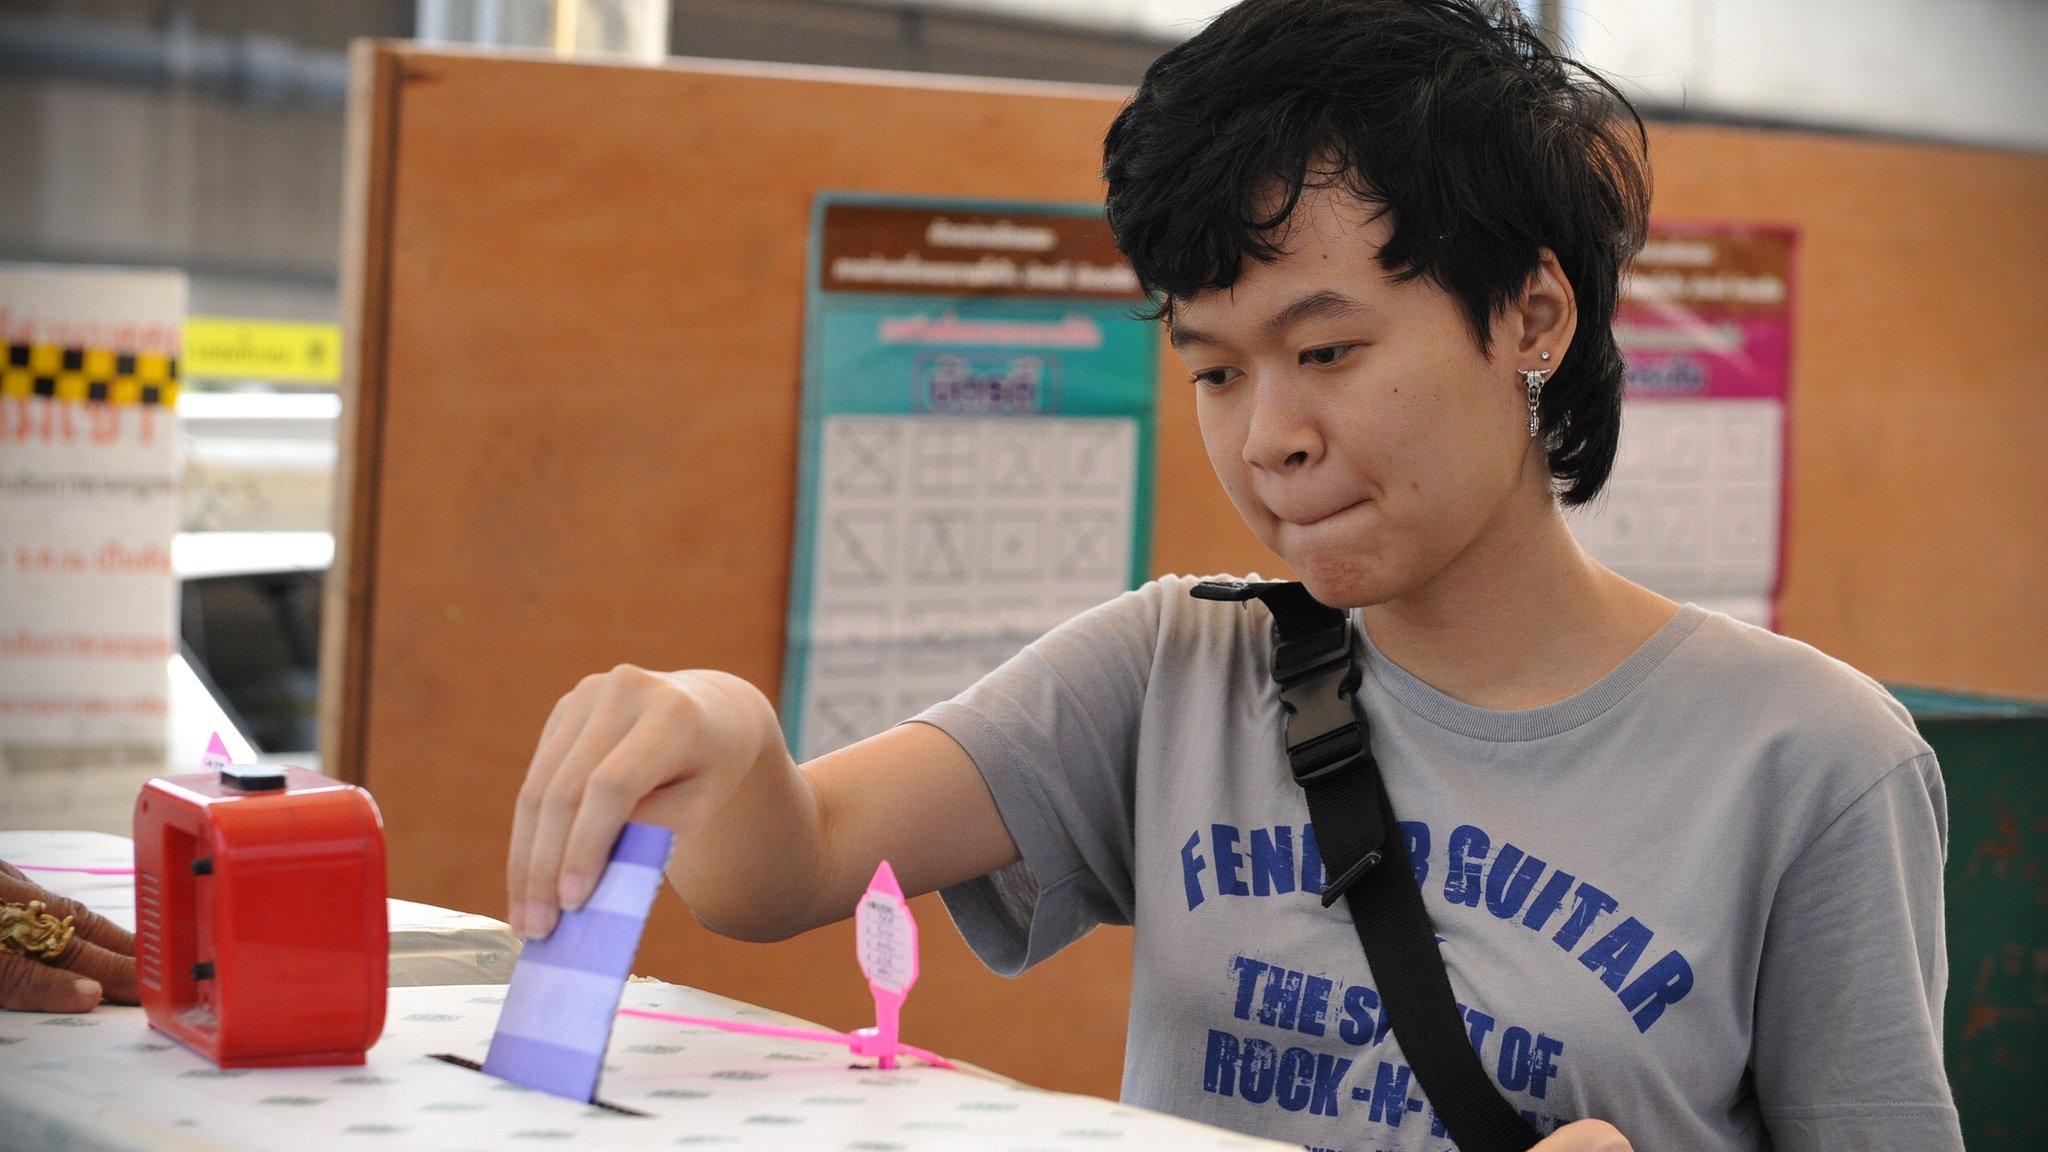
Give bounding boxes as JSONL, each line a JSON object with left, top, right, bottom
{"left": 1241, "top": 377, "right": 1322, "bottom": 476}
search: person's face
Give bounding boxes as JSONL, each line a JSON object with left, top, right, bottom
{"left": 1169, "top": 184, "right": 1563, "bottom": 609}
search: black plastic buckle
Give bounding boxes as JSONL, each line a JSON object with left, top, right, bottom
{"left": 1189, "top": 578, "right": 1284, "bottom": 603}
{"left": 1276, "top": 629, "right": 1368, "bottom": 788}
{"left": 1287, "top": 722, "right": 1365, "bottom": 783}
{"left": 1274, "top": 623, "right": 1350, "bottom": 687}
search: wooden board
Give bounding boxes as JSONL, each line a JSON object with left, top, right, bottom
{"left": 1647, "top": 127, "right": 2048, "bottom": 697}
{"left": 325, "top": 42, "right": 2048, "bottom": 1101}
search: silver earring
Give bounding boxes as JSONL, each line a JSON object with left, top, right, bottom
{"left": 1523, "top": 369, "right": 1545, "bottom": 437}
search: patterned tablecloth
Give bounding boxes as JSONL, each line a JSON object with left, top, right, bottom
{"left": 0, "top": 832, "right": 1292, "bottom": 1152}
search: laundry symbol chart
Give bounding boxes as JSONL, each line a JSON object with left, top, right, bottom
{"left": 1054, "top": 508, "right": 1122, "bottom": 579}
{"left": 1058, "top": 421, "right": 1132, "bottom": 496}
{"left": 912, "top": 423, "right": 981, "bottom": 492}
{"left": 789, "top": 197, "right": 1162, "bottom": 773}
{"left": 825, "top": 512, "right": 895, "bottom": 584}
{"left": 826, "top": 419, "right": 903, "bottom": 497}
{"left": 905, "top": 512, "right": 973, "bottom": 585}
{"left": 1565, "top": 399, "right": 1781, "bottom": 613}
{"left": 983, "top": 428, "right": 1056, "bottom": 495}
{"left": 1640, "top": 415, "right": 1709, "bottom": 483}
{"left": 1713, "top": 406, "right": 1777, "bottom": 477}
{"left": 980, "top": 512, "right": 1044, "bottom": 581}
{"left": 797, "top": 414, "right": 1145, "bottom": 761}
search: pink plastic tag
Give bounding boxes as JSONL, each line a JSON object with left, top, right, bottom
{"left": 851, "top": 860, "right": 918, "bottom": 1069}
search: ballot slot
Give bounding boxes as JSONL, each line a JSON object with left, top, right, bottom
{"left": 427, "top": 1053, "right": 650, "bottom": 1117}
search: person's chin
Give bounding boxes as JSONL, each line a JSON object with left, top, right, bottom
{"left": 1276, "top": 533, "right": 1403, "bottom": 610}
{"left": 1261, "top": 510, "right": 1359, "bottom": 602}
{"left": 1295, "top": 566, "right": 1401, "bottom": 610}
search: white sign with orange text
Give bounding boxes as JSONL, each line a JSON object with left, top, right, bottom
{"left": 0, "top": 265, "right": 185, "bottom": 772}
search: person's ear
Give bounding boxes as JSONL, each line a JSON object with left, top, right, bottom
{"left": 1515, "top": 249, "right": 1577, "bottom": 366}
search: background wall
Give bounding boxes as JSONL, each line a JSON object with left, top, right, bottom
{"left": 5, "top": 0, "right": 2043, "bottom": 329}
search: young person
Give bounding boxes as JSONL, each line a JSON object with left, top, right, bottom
{"left": 504, "top": 2, "right": 1962, "bottom": 1148}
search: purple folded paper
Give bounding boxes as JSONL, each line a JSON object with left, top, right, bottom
{"left": 483, "top": 822, "right": 675, "bottom": 1102}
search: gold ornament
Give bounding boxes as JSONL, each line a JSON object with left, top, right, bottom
{"left": 0, "top": 899, "right": 77, "bottom": 963}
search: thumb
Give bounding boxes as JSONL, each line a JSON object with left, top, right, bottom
{"left": 0, "top": 949, "right": 102, "bottom": 1013}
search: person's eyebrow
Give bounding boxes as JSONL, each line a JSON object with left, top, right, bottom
{"left": 1168, "top": 289, "right": 1373, "bottom": 352}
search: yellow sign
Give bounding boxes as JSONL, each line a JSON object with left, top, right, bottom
{"left": 183, "top": 317, "right": 342, "bottom": 384}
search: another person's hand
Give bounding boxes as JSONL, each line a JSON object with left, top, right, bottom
{"left": 0, "top": 861, "right": 139, "bottom": 1012}
{"left": 506, "top": 665, "right": 790, "bottom": 939}
{"left": 1534, "top": 1119, "right": 1634, "bottom": 1151}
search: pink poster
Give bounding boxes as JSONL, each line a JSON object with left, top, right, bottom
{"left": 1566, "top": 224, "right": 1797, "bottom": 627}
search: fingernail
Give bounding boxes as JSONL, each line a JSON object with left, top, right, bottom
{"left": 513, "top": 901, "right": 545, "bottom": 939}
{"left": 73, "top": 978, "right": 101, "bottom": 1003}
{"left": 527, "top": 902, "right": 558, "bottom": 940}
{"left": 559, "top": 871, "right": 590, "bottom": 910}
{"left": 507, "top": 903, "right": 526, "bottom": 937}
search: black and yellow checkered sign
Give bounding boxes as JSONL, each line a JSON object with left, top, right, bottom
{"left": 1, "top": 341, "right": 180, "bottom": 406}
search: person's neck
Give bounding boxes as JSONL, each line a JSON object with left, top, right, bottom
{"left": 1358, "top": 493, "right": 1679, "bottom": 712}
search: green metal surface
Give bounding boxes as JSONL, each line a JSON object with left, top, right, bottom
{"left": 1896, "top": 684, "right": 2048, "bottom": 1149}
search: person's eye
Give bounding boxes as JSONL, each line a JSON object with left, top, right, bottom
{"left": 1191, "top": 367, "right": 1239, "bottom": 391}
{"left": 1301, "top": 343, "right": 1360, "bottom": 368}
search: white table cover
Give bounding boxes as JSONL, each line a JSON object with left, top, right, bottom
{"left": 0, "top": 832, "right": 1291, "bottom": 1151}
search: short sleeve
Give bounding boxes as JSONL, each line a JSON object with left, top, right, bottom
{"left": 1752, "top": 752, "right": 1964, "bottom": 1150}
{"left": 906, "top": 582, "right": 1164, "bottom": 977}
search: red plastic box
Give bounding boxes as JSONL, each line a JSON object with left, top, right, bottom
{"left": 133, "top": 763, "right": 388, "bottom": 1067}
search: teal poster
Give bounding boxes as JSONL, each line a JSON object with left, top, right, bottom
{"left": 783, "top": 194, "right": 1158, "bottom": 761}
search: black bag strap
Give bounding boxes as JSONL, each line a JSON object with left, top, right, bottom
{"left": 1192, "top": 579, "right": 1540, "bottom": 1152}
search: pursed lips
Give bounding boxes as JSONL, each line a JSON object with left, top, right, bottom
{"left": 1273, "top": 498, "right": 1367, "bottom": 527}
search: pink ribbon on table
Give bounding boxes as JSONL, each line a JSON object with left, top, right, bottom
{"left": 615, "top": 1006, "right": 956, "bottom": 1070}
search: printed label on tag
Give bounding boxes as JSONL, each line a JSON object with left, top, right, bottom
{"left": 856, "top": 861, "right": 917, "bottom": 996}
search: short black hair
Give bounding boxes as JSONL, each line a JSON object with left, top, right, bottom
{"left": 1103, "top": 0, "right": 1651, "bottom": 505}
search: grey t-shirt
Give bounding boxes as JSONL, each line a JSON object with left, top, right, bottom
{"left": 914, "top": 575, "right": 1962, "bottom": 1152}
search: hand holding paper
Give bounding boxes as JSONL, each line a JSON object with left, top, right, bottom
{"left": 485, "top": 822, "right": 675, "bottom": 1102}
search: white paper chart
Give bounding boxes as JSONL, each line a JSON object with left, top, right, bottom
{"left": 1566, "top": 225, "right": 1796, "bottom": 628}
{"left": 1566, "top": 399, "right": 1783, "bottom": 625}
{"left": 783, "top": 196, "right": 1157, "bottom": 763}
{"left": 799, "top": 413, "right": 1138, "bottom": 761}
